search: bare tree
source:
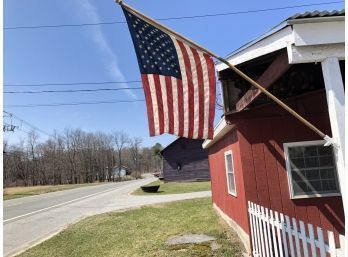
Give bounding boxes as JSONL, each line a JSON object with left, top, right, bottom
{"left": 4, "top": 128, "right": 163, "bottom": 187}
{"left": 113, "top": 131, "right": 129, "bottom": 181}
{"left": 129, "top": 137, "right": 143, "bottom": 179}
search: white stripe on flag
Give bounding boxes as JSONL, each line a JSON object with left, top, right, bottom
{"left": 159, "top": 75, "right": 169, "bottom": 133}
{"left": 184, "top": 45, "right": 200, "bottom": 139}
{"left": 147, "top": 75, "right": 160, "bottom": 135}
{"left": 171, "top": 77, "right": 179, "bottom": 136}
{"left": 171, "top": 36, "right": 189, "bottom": 138}
{"left": 198, "top": 51, "right": 210, "bottom": 139}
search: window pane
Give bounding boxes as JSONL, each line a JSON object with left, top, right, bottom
{"left": 305, "top": 169, "right": 319, "bottom": 180}
{"left": 318, "top": 146, "right": 332, "bottom": 156}
{"left": 322, "top": 179, "right": 338, "bottom": 191}
{"left": 305, "top": 157, "right": 319, "bottom": 168}
{"left": 293, "top": 181, "right": 308, "bottom": 195}
{"left": 287, "top": 143, "right": 339, "bottom": 197}
{"left": 304, "top": 146, "right": 318, "bottom": 157}
{"left": 228, "top": 173, "right": 235, "bottom": 193}
{"left": 291, "top": 158, "right": 305, "bottom": 169}
{"left": 288, "top": 147, "right": 303, "bottom": 158}
{"left": 225, "top": 154, "right": 233, "bottom": 173}
{"left": 319, "top": 156, "right": 334, "bottom": 166}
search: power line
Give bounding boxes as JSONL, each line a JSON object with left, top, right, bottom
{"left": 3, "top": 110, "right": 54, "bottom": 137}
{"left": 4, "top": 80, "right": 142, "bottom": 87}
{"left": 4, "top": 87, "right": 143, "bottom": 94}
{"left": 4, "top": 1, "right": 343, "bottom": 30}
{"left": 5, "top": 99, "right": 146, "bottom": 108}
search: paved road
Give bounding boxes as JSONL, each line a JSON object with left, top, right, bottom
{"left": 4, "top": 177, "right": 211, "bottom": 257}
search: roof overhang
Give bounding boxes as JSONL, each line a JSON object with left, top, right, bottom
{"left": 202, "top": 118, "right": 235, "bottom": 149}
{"left": 216, "top": 15, "right": 345, "bottom": 71}
{"left": 205, "top": 13, "right": 344, "bottom": 149}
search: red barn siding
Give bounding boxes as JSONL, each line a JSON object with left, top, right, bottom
{"left": 209, "top": 129, "right": 249, "bottom": 234}
{"left": 208, "top": 91, "right": 344, "bottom": 239}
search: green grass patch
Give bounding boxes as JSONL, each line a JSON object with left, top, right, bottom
{"left": 132, "top": 180, "right": 211, "bottom": 195}
{"left": 18, "top": 197, "right": 243, "bottom": 257}
{"left": 4, "top": 183, "right": 107, "bottom": 200}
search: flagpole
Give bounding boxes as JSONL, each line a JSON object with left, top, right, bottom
{"left": 116, "top": 0, "right": 330, "bottom": 142}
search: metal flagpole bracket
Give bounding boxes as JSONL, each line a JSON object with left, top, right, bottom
{"left": 323, "top": 135, "right": 337, "bottom": 147}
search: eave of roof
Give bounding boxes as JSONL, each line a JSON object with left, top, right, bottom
{"left": 220, "top": 9, "right": 344, "bottom": 65}
{"left": 160, "top": 137, "right": 180, "bottom": 153}
{"left": 204, "top": 9, "right": 344, "bottom": 149}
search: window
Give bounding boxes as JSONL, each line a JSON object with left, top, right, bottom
{"left": 284, "top": 140, "right": 340, "bottom": 199}
{"left": 224, "top": 150, "right": 237, "bottom": 196}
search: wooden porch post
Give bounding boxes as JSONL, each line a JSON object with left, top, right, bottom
{"left": 321, "top": 57, "right": 347, "bottom": 250}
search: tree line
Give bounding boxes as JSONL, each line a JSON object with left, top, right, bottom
{"left": 3, "top": 128, "right": 163, "bottom": 187}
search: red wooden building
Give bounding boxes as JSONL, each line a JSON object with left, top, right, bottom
{"left": 203, "top": 10, "right": 345, "bottom": 252}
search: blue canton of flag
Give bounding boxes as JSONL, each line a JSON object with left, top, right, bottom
{"left": 123, "top": 10, "right": 181, "bottom": 79}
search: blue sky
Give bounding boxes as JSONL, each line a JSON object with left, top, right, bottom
{"left": 4, "top": 0, "right": 344, "bottom": 147}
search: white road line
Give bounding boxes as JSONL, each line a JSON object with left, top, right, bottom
{"left": 4, "top": 180, "right": 149, "bottom": 223}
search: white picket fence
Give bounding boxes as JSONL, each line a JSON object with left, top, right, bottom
{"left": 248, "top": 201, "right": 345, "bottom": 257}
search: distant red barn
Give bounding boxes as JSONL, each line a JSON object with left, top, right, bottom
{"left": 203, "top": 10, "right": 345, "bottom": 252}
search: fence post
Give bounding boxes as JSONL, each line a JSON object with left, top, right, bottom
{"left": 275, "top": 211, "right": 284, "bottom": 257}
{"left": 328, "top": 231, "right": 337, "bottom": 257}
{"left": 339, "top": 235, "right": 345, "bottom": 257}
{"left": 317, "top": 227, "right": 326, "bottom": 257}
{"left": 292, "top": 217, "right": 301, "bottom": 257}
{"left": 248, "top": 202, "right": 257, "bottom": 257}
{"left": 308, "top": 224, "right": 317, "bottom": 257}
{"left": 269, "top": 210, "right": 279, "bottom": 257}
{"left": 285, "top": 215, "right": 295, "bottom": 257}
{"left": 299, "top": 220, "right": 309, "bottom": 257}
{"left": 280, "top": 213, "right": 289, "bottom": 257}
{"left": 261, "top": 206, "right": 270, "bottom": 257}
{"left": 257, "top": 204, "right": 266, "bottom": 257}
{"left": 254, "top": 203, "right": 263, "bottom": 257}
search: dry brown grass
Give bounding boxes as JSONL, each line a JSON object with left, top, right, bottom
{"left": 4, "top": 183, "right": 105, "bottom": 200}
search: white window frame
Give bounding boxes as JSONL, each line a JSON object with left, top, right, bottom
{"left": 224, "top": 150, "right": 237, "bottom": 197}
{"left": 283, "top": 140, "right": 341, "bottom": 199}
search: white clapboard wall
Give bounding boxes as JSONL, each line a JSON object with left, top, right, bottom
{"left": 248, "top": 201, "right": 345, "bottom": 257}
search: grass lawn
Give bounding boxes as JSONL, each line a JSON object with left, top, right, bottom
{"left": 4, "top": 183, "right": 106, "bottom": 200}
{"left": 132, "top": 180, "right": 211, "bottom": 195}
{"left": 18, "top": 197, "right": 243, "bottom": 257}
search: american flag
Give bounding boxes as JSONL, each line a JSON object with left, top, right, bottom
{"left": 123, "top": 8, "right": 216, "bottom": 139}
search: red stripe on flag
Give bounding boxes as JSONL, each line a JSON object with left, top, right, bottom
{"left": 204, "top": 54, "right": 216, "bottom": 139}
{"left": 191, "top": 47, "right": 205, "bottom": 139}
{"left": 153, "top": 74, "right": 164, "bottom": 135}
{"left": 141, "top": 74, "right": 155, "bottom": 136}
{"left": 165, "top": 76, "right": 174, "bottom": 134}
{"left": 177, "top": 79, "right": 184, "bottom": 137}
{"left": 177, "top": 41, "right": 194, "bottom": 138}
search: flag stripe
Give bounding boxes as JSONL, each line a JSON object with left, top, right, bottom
{"left": 191, "top": 47, "right": 205, "bottom": 139}
{"left": 171, "top": 37, "right": 189, "bottom": 138}
{"left": 148, "top": 75, "right": 160, "bottom": 135}
{"left": 197, "top": 52, "right": 210, "bottom": 138}
{"left": 185, "top": 45, "right": 200, "bottom": 139}
{"left": 204, "top": 53, "right": 216, "bottom": 138}
{"left": 159, "top": 75, "right": 169, "bottom": 133}
{"left": 177, "top": 79, "right": 185, "bottom": 136}
{"left": 165, "top": 76, "right": 174, "bottom": 135}
{"left": 153, "top": 74, "right": 164, "bottom": 135}
{"left": 171, "top": 77, "right": 179, "bottom": 136}
{"left": 141, "top": 75, "right": 155, "bottom": 136}
{"left": 177, "top": 40, "right": 194, "bottom": 138}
